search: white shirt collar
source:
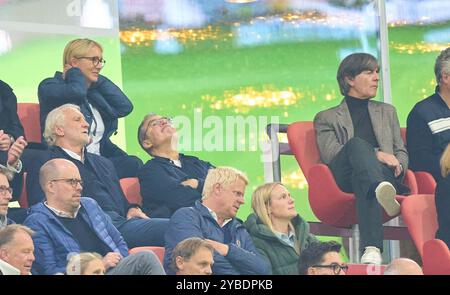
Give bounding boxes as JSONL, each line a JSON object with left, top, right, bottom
{"left": 61, "top": 147, "right": 84, "bottom": 163}
{"left": 0, "top": 259, "right": 21, "bottom": 275}
{"left": 44, "top": 201, "right": 80, "bottom": 218}
{"left": 202, "top": 203, "right": 232, "bottom": 227}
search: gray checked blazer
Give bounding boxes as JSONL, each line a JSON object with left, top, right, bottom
{"left": 313, "top": 99, "right": 408, "bottom": 172}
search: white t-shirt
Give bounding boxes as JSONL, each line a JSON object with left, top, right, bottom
{"left": 86, "top": 103, "right": 105, "bottom": 156}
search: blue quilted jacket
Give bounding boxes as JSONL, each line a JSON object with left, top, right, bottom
{"left": 24, "top": 197, "right": 128, "bottom": 275}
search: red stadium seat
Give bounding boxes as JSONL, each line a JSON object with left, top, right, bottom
{"left": 129, "top": 246, "right": 165, "bottom": 264}
{"left": 286, "top": 121, "right": 413, "bottom": 228}
{"left": 413, "top": 171, "right": 436, "bottom": 194}
{"left": 119, "top": 177, "right": 143, "bottom": 206}
{"left": 17, "top": 103, "right": 41, "bottom": 143}
{"left": 346, "top": 263, "right": 386, "bottom": 275}
{"left": 422, "top": 239, "right": 450, "bottom": 275}
{"left": 401, "top": 194, "right": 437, "bottom": 258}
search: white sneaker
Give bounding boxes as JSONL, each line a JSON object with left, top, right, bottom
{"left": 360, "top": 246, "right": 382, "bottom": 265}
{"left": 375, "top": 181, "right": 400, "bottom": 217}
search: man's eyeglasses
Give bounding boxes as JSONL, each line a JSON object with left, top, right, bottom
{"left": 50, "top": 178, "right": 83, "bottom": 188}
{"left": 311, "top": 263, "right": 348, "bottom": 275}
{"left": 0, "top": 185, "right": 12, "bottom": 197}
{"left": 75, "top": 56, "right": 106, "bottom": 67}
{"left": 144, "top": 117, "right": 173, "bottom": 135}
{"left": 149, "top": 117, "right": 173, "bottom": 128}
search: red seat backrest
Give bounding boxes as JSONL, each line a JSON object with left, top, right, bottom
{"left": 129, "top": 246, "right": 165, "bottom": 264}
{"left": 119, "top": 177, "right": 143, "bottom": 206}
{"left": 17, "top": 103, "right": 41, "bottom": 143}
{"left": 287, "top": 121, "right": 320, "bottom": 181}
{"left": 18, "top": 172, "right": 28, "bottom": 208}
{"left": 401, "top": 194, "right": 437, "bottom": 257}
{"left": 423, "top": 239, "right": 450, "bottom": 275}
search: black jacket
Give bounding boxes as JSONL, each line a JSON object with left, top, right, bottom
{"left": 138, "top": 154, "right": 214, "bottom": 218}
{"left": 0, "top": 80, "right": 24, "bottom": 140}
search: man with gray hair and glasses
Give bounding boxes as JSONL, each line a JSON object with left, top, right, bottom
{"left": 0, "top": 168, "right": 14, "bottom": 229}
{"left": 137, "top": 113, "right": 214, "bottom": 218}
{"left": 0, "top": 136, "right": 27, "bottom": 227}
{"left": 407, "top": 47, "right": 450, "bottom": 181}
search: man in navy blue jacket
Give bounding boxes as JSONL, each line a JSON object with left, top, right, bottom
{"left": 24, "top": 158, "right": 165, "bottom": 275}
{"left": 137, "top": 113, "right": 214, "bottom": 218}
{"left": 164, "top": 167, "right": 271, "bottom": 275}
{"left": 25, "top": 104, "right": 169, "bottom": 248}
{"left": 407, "top": 47, "right": 450, "bottom": 181}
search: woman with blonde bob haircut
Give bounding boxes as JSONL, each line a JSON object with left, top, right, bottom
{"left": 38, "top": 38, "right": 142, "bottom": 179}
{"left": 435, "top": 144, "right": 450, "bottom": 248}
{"left": 66, "top": 252, "right": 105, "bottom": 275}
{"left": 244, "top": 182, "right": 317, "bottom": 275}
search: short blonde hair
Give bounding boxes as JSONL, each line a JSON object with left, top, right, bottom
{"left": 66, "top": 252, "right": 103, "bottom": 275}
{"left": 251, "top": 182, "right": 283, "bottom": 232}
{"left": 0, "top": 224, "right": 34, "bottom": 249}
{"left": 441, "top": 143, "right": 450, "bottom": 177}
{"left": 43, "top": 104, "right": 80, "bottom": 146}
{"left": 202, "top": 167, "right": 248, "bottom": 200}
{"left": 63, "top": 38, "right": 103, "bottom": 67}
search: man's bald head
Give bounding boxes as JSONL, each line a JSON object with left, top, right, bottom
{"left": 384, "top": 258, "right": 423, "bottom": 275}
{"left": 39, "top": 159, "right": 77, "bottom": 192}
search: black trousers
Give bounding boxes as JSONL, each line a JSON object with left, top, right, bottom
{"left": 328, "top": 137, "right": 406, "bottom": 253}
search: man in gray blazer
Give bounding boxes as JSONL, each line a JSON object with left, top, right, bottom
{"left": 314, "top": 53, "right": 409, "bottom": 265}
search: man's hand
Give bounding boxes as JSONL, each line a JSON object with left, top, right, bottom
{"left": 376, "top": 151, "right": 402, "bottom": 177}
{"left": 7, "top": 136, "right": 27, "bottom": 168}
{"left": 102, "top": 252, "right": 122, "bottom": 270}
{"left": 205, "top": 239, "right": 229, "bottom": 256}
{"left": 126, "top": 207, "right": 149, "bottom": 220}
{"left": 181, "top": 178, "right": 199, "bottom": 189}
{"left": 0, "top": 130, "right": 12, "bottom": 151}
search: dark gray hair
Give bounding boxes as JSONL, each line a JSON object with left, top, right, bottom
{"left": 337, "top": 53, "right": 378, "bottom": 96}
{"left": 137, "top": 113, "right": 156, "bottom": 152}
{"left": 435, "top": 47, "right": 450, "bottom": 84}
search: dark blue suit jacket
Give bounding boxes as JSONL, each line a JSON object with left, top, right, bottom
{"left": 25, "top": 146, "right": 132, "bottom": 216}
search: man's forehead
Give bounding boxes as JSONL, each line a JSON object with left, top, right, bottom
{"left": 0, "top": 173, "right": 8, "bottom": 186}
{"left": 64, "top": 108, "right": 84, "bottom": 118}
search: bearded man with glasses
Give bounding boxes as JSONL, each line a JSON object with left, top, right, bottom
{"left": 137, "top": 113, "right": 215, "bottom": 218}
{"left": 24, "top": 158, "right": 165, "bottom": 275}
{"left": 38, "top": 38, "right": 142, "bottom": 179}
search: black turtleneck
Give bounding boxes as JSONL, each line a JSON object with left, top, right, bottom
{"left": 345, "top": 96, "right": 379, "bottom": 148}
